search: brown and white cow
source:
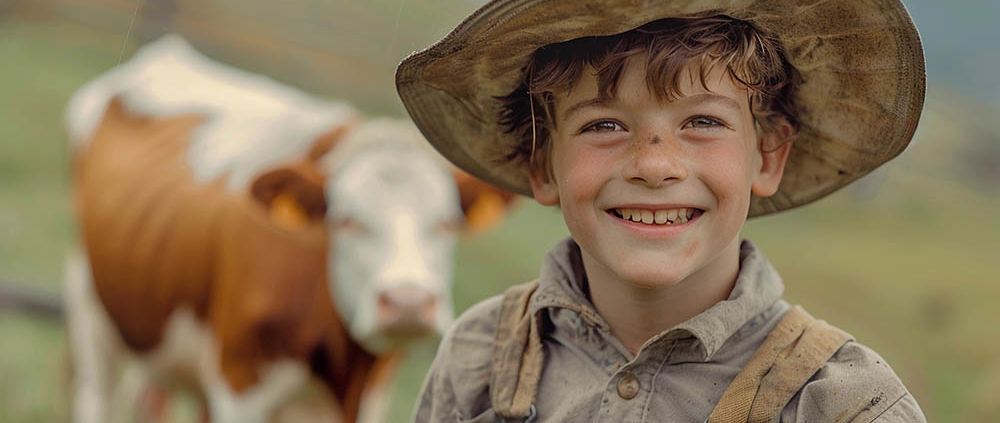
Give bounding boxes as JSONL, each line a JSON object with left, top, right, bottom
{"left": 63, "top": 36, "right": 511, "bottom": 423}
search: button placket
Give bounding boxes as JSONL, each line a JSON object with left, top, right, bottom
{"left": 616, "top": 372, "right": 640, "bottom": 400}
{"left": 595, "top": 365, "right": 649, "bottom": 423}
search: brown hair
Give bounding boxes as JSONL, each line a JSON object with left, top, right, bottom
{"left": 498, "top": 15, "right": 800, "bottom": 173}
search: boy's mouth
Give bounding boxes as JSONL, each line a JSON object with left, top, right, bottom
{"left": 609, "top": 207, "right": 704, "bottom": 226}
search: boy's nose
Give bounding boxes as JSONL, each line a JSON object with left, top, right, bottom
{"left": 625, "top": 134, "right": 688, "bottom": 187}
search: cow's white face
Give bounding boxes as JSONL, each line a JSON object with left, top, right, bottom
{"left": 324, "top": 143, "right": 460, "bottom": 353}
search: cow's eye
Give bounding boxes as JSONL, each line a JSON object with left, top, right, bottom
{"left": 334, "top": 217, "right": 364, "bottom": 234}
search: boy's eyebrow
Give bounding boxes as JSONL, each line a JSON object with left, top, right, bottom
{"left": 560, "top": 97, "right": 614, "bottom": 120}
{"left": 676, "top": 93, "right": 743, "bottom": 114}
{"left": 561, "top": 93, "right": 743, "bottom": 120}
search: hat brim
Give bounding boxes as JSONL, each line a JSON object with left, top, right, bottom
{"left": 396, "top": 0, "right": 925, "bottom": 216}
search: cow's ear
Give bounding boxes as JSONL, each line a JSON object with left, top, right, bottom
{"left": 306, "top": 122, "right": 355, "bottom": 161}
{"left": 453, "top": 169, "right": 518, "bottom": 232}
{"left": 250, "top": 165, "right": 328, "bottom": 229}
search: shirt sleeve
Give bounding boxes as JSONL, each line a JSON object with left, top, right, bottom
{"left": 411, "top": 295, "right": 503, "bottom": 423}
{"left": 780, "top": 341, "right": 927, "bottom": 423}
{"left": 412, "top": 351, "right": 459, "bottom": 423}
{"left": 868, "top": 393, "right": 925, "bottom": 423}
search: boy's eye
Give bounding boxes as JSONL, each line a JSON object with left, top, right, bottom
{"left": 684, "top": 116, "right": 724, "bottom": 129}
{"left": 581, "top": 120, "right": 624, "bottom": 133}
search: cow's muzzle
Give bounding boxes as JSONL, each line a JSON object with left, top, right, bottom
{"left": 375, "top": 286, "right": 438, "bottom": 337}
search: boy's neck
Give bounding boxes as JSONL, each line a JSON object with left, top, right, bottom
{"left": 583, "top": 238, "right": 742, "bottom": 356}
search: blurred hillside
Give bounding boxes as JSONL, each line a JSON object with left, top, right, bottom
{"left": 0, "top": 1, "right": 998, "bottom": 423}
{"left": 5, "top": 0, "right": 482, "bottom": 116}
{"left": 6, "top": 0, "right": 999, "bottom": 110}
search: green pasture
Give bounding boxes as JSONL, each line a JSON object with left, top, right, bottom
{"left": 1, "top": 17, "right": 998, "bottom": 423}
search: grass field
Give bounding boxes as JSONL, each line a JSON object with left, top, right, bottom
{"left": 1, "top": 15, "right": 998, "bottom": 423}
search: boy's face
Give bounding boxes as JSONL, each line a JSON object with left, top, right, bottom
{"left": 528, "top": 56, "right": 793, "bottom": 289}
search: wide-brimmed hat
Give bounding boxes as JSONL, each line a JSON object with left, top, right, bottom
{"left": 396, "top": 0, "right": 925, "bottom": 216}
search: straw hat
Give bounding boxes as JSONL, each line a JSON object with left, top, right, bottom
{"left": 396, "top": 0, "right": 925, "bottom": 216}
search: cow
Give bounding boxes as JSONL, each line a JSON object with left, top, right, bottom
{"left": 62, "top": 35, "right": 513, "bottom": 423}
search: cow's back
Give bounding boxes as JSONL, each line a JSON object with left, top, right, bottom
{"left": 74, "top": 99, "right": 225, "bottom": 352}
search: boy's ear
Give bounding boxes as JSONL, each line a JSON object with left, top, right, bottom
{"left": 250, "top": 164, "right": 328, "bottom": 229}
{"left": 526, "top": 162, "right": 559, "bottom": 206}
{"left": 751, "top": 119, "right": 796, "bottom": 197}
{"left": 453, "top": 169, "right": 518, "bottom": 232}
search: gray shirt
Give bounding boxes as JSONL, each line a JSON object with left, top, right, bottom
{"left": 414, "top": 239, "right": 925, "bottom": 422}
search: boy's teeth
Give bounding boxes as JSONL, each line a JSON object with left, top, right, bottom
{"left": 614, "top": 207, "right": 698, "bottom": 226}
{"left": 675, "top": 208, "right": 687, "bottom": 223}
{"left": 641, "top": 210, "right": 653, "bottom": 224}
{"left": 654, "top": 210, "right": 668, "bottom": 224}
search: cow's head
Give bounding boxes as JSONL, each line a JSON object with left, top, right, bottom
{"left": 250, "top": 120, "right": 514, "bottom": 353}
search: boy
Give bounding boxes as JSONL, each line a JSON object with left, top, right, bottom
{"left": 396, "top": 0, "right": 925, "bottom": 422}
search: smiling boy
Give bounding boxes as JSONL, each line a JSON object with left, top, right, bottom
{"left": 397, "top": 1, "right": 925, "bottom": 422}
{"left": 531, "top": 55, "right": 792, "bottom": 357}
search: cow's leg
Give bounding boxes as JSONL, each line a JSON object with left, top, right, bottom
{"left": 111, "top": 361, "right": 157, "bottom": 422}
{"left": 135, "top": 379, "right": 173, "bottom": 423}
{"left": 356, "top": 354, "right": 402, "bottom": 423}
{"left": 200, "top": 352, "right": 310, "bottom": 423}
{"left": 273, "top": 379, "right": 345, "bottom": 423}
{"left": 65, "top": 248, "right": 122, "bottom": 423}
{"left": 355, "top": 378, "right": 390, "bottom": 423}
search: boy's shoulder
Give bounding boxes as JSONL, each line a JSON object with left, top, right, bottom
{"left": 786, "top": 338, "right": 925, "bottom": 422}
{"left": 443, "top": 293, "right": 505, "bottom": 353}
{"left": 417, "top": 294, "right": 504, "bottom": 415}
{"left": 435, "top": 294, "right": 503, "bottom": 378}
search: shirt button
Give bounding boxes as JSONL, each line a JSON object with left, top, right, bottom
{"left": 616, "top": 372, "right": 640, "bottom": 400}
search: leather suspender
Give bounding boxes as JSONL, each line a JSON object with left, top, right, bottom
{"left": 707, "top": 306, "right": 851, "bottom": 423}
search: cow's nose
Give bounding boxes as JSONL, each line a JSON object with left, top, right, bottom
{"left": 376, "top": 286, "right": 437, "bottom": 336}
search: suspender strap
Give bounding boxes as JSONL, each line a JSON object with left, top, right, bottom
{"left": 708, "top": 306, "right": 852, "bottom": 423}
{"left": 490, "top": 281, "right": 543, "bottom": 419}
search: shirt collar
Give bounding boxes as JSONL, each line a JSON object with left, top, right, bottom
{"left": 528, "top": 237, "right": 785, "bottom": 360}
